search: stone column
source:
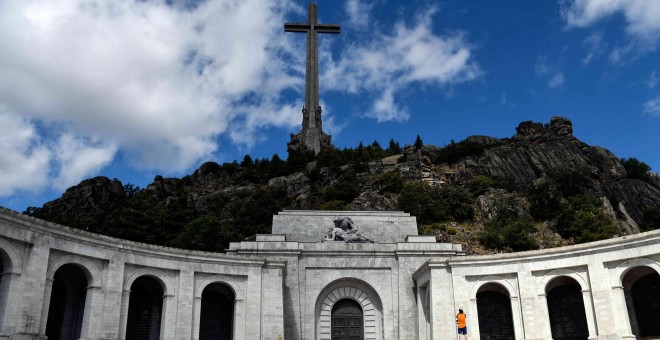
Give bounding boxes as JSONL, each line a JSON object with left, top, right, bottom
{"left": 117, "top": 289, "right": 131, "bottom": 340}
{"left": 175, "top": 270, "right": 194, "bottom": 339}
{"left": 610, "top": 286, "right": 635, "bottom": 338}
{"left": 538, "top": 293, "right": 554, "bottom": 339}
{"left": 100, "top": 257, "right": 124, "bottom": 340}
{"left": 37, "top": 278, "right": 54, "bottom": 337}
{"left": 0, "top": 272, "right": 21, "bottom": 334}
{"left": 581, "top": 289, "right": 597, "bottom": 340}
{"left": 429, "top": 264, "right": 455, "bottom": 340}
{"left": 161, "top": 294, "right": 176, "bottom": 340}
{"left": 191, "top": 297, "right": 202, "bottom": 340}
{"left": 468, "top": 298, "right": 479, "bottom": 340}
{"left": 79, "top": 285, "right": 102, "bottom": 339}
{"left": 510, "top": 295, "right": 524, "bottom": 340}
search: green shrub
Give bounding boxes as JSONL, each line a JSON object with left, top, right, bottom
{"left": 398, "top": 183, "right": 474, "bottom": 224}
{"left": 436, "top": 140, "right": 487, "bottom": 165}
{"left": 172, "top": 215, "right": 236, "bottom": 252}
{"left": 620, "top": 158, "right": 653, "bottom": 185}
{"left": 528, "top": 180, "right": 562, "bottom": 221}
{"left": 469, "top": 175, "right": 496, "bottom": 196}
{"left": 640, "top": 205, "right": 660, "bottom": 232}
{"left": 478, "top": 195, "right": 539, "bottom": 252}
{"left": 554, "top": 195, "right": 618, "bottom": 243}
{"left": 447, "top": 227, "right": 458, "bottom": 235}
{"left": 374, "top": 171, "right": 404, "bottom": 194}
{"left": 323, "top": 180, "right": 360, "bottom": 203}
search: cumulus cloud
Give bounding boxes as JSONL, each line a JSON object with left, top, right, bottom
{"left": 646, "top": 71, "right": 658, "bottom": 89}
{"left": 644, "top": 96, "right": 660, "bottom": 116}
{"left": 345, "top": 0, "right": 375, "bottom": 29}
{"left": 535, "top": 56, "right": 564, "bottom": 88}
{"left": 549, "top": 73, "right": 565, "bottom": 88}
{"left": 322, "top": 7, "right": 480, "bottom": 122}
{"left": 560, "top": 0, "right": 660, "bottom": 60}
{"left": 0, "top": 0, "right": 481, "bottom": 197}
{"left": 0, "top": 108, "right": 50, "bottom": 196}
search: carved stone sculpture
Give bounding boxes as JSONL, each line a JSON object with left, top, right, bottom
{"left": 327, "top": 217, "right": 373, "bottom": 243}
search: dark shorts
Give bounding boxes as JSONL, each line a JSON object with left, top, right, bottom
{"left": 458, "top": 327, "right": 467, "bottom": 334}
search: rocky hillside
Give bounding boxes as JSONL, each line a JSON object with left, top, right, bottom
{"left": 25, "top": 117, "right": 660, "bottom": 254}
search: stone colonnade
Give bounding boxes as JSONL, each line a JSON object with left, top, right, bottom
{"left": 414, "top": 231, "right": 660, "bottom": 340}
{"left": 0, "top": 208, "right": 286, "bottom": 340}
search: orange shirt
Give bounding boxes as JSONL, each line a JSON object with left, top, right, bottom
{"left": 457, "top": 313, "right": 467, "bottom": 328}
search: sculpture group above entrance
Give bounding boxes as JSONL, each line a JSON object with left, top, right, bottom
{"left": 327, "top": 217, "right": 374, "bottom": 243}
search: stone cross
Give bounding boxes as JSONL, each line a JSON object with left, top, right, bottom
{"left": 285, "top": 3, "right": 339, "bottom": 154}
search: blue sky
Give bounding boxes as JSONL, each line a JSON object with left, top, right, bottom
{"left": 1, "top": 0, "right": 659, "bottom": 212}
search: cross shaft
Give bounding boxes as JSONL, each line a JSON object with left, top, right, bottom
{"left": 285, "top": 3, "right": 339, "bottom": 153}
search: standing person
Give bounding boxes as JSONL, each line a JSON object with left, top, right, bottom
{"left": 456, "top": 308, "right": 468, "bottom": 340}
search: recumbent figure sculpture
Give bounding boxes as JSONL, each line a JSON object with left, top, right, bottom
{"left": 328, "top": 217, "right": 373, "bottom": 243}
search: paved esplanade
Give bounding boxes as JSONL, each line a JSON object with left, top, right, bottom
{"left": 285, "top": 3, "right": 339, "bottom": 154}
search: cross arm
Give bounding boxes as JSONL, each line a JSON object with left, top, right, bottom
{"left": 284, "top": 23, "right": 310, "bottom": 32}
{"left": 316, "top": 24, "right": 340, "bottom": 34}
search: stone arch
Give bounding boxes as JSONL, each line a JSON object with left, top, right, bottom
{"left": 469, "top": 276, "right": 520, "bottom": 340}
{"left": 192, "top": 275, "right": 246, "bottom": 340}
{"left": 543, "top": 272, "right": 591, "bottom": 340}
{"left": 315, "top": 278, "right": 383, "bottom": 340}
{"left": 470, "top": 275, "right": 517, "bottom": 299}
{"left": 124, "top": 267, "right": 173, "bottom": 296}
{"left": 538, "top": 268, "right": 589, "bottom": 295}
{"left": 611, "top": 257, "right": 660, "bottom": 287}
{"left": 194, "top": 274, "right": 244, "bottom": 300}
{"left": 47, "top": 255, "right": 102, "bottom": 288}
{"left": 0, "top": 237, "right": 22, "bottom": 331}
{"left": 45, "top": 264, "right": 89, "bottom": 340}
{"left": 613, "top": 258, "right": 660, "bottom": 338}
{"left": 0, "top": 237, "right": 22, "bottom": 275}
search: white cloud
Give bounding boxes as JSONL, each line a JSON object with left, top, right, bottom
{"left": 535, "top": 57, "right": 564, "bottom": 89}
{"left": 646, "top": 71, "right": 658, "bottom": 89}
{"left": 644, "top": 96, "right": 660, "bottom": 116}
{"left": 549, "top": 73, "right": 565, "bottom": 88}
{"left": 560, "top": 0, "right": 660, "bottom": 60}
{"left": 345, "top": 0, "right": 374, "bottom": 29}
{"left": 0, "top": 1, "right": 481, "bottom": 197}
{"left": 0, "top": 108, "right": 50, "bottom": 196}
{"left": 0, "top": 0, "right": 298, "bottom": 176}
{"left": 582, "top": 33, "right": 605, "bottom": 64}
{"left": 52, "top": 134, "right": 117, "bottom": 190}
{"left": 500, "top": 93, "right": 508, "bottom": 105}
{"left": 322, "top": 7, "right": 480, "bottom": 122}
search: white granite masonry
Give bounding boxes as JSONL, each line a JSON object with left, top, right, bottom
{"left": 0, "top": 207, "right": 658, "bottom": 340}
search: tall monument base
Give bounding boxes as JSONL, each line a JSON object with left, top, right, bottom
{"left": 287, "top": 128, "right": 332, "bottom": 155}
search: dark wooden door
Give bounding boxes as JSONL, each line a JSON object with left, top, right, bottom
{"left": 332, "top": 299, "right": 363, "bottom": 340}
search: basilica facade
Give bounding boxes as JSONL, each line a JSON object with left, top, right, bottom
{"left": 0, "top": 207, "right": 658, "bottom": 340}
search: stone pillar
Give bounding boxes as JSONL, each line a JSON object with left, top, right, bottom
{"left": 0, "top": 272, "right": 22, "bottom": 335}
{"left": 161, "top": 294, "right": 177, "bottom": 340}
{"left": 610, "top": 286, "right": 635, "bottom": 338}
{"left": 586, "top": 262, "right": 617, "bottom": 338}
{"left": 37, "top": 278, "right": 53, "bottom": 337}
{"left": 429, "top": 264, "right": 455, "bottom": 340}
{"left": 468, "top": 298, "right": 479, "bottom": 340}
{"left": 16, "top": 235, "right": 50, "bottom": 338}
{"left": 581, "top": 289, "right": 597, "bottom": 340}
{"left": 510, "top": 295, "right": 524, "bottom": 340}
{"left": 243, "top": 267, "right": 262, "bottom": 340}
{"left": 100, "top": 258, "right": 124, "bottom": 340}
{"left": 79, "top": 285, "right": 102, "bottom": 339}
{"left": 117, "top": 290, "right": 131, "bottom": 340}
{"left": 260, "top": 265, "right": 285, "bottom": 340}
{"left": 538, "top": 293, "right": 554, "bottom": 339}
{"left": 175, "top": 270, "right": 194, "bottom": 339}
{"left": 192, "top": 296, "right": 202, "bottom": 340}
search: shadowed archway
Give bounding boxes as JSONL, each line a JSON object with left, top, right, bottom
{"left": 45, "top": 264, "right": 88, "bottom": 340}
{"left": 476, "top": 283, "right": 514, "bottom": 340}
{"left": 126, "top": 276, "right": 164, "bottom": 340}
{"left": 546, "top": 276, "right": 589, "bottom": 340}
{"left": 622, "top": 266, "right": 660, "bottom": 338}
{"left": 199, "top": 282, "right": 235, "bottom": 340}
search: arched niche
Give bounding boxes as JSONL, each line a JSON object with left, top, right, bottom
{"left": 45, "top": 264, "right": 88, "bottom": 340}
{"left": 544, "top": 275, "right": 589, "bottom": 340}
{"left": 476, "top": 282, "right": 515, "bottom": 340}
{"left": 620, "top": 265, "right": 660, "bottom": 338}
{"left": 315, "top": 278, "right": 383, "bottom": 340}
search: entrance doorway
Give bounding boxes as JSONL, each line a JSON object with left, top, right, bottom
{"left": 623, "top": 266, "right": 660, "bottom": 338}
{"left": 126, "top": 276, "right": 164, "bottom": 340}
{"left": 546, "top": 276, "right": 589, "bottom": 340}
{"left": 199, "top": 282, "right": 235, "bottom": 340}
{"left": 332, "top": 299, "right": 363, "bottom": 340}
{"left": 45, "top": 264, "right": 88, "bottom": 340}
{"left": 476, "top": 283, "right": 515, "bottom": 340}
